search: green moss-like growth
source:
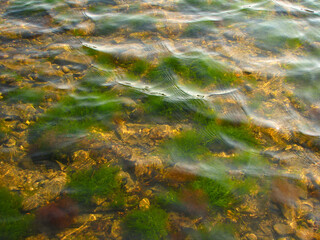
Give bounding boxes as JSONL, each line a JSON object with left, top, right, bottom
{"left": 193, "top": 224, "right": 235, "bottom": 240}
{"left": 230, "top": 151, "right": 267, "bottom": 167}
{"left": 33, "top": 92, "right": 122, "bottom": 134}
{"left": 5, "top": 88, "right": 45, "bottom": 105}
{"left": 157, "top": 54, "right": 238, "bottom": 87}
{"left": 203, "top": 121, "right": 259, "bottom": 148}
{"left": 95, "top": 15, "right": 156, "bottom": 35}
{"left": 248, "top": 19, "right": 304, "bottom": 52}
{"left": 7, "top": 0, "right": 54, "bottom": 17}
{"left": 142, "top": 95, "right": 187, "bottom": 121}
{"left": 180, "top": 0, "right": 233, "bottom": 11}
{"left": 123, "top": 207, "right": 168, "bottom": 240}
{"left": 141, "top": 92, "right": 213, "bottom": 123}
{"left": 79, "top": 69, "right": 113, "bottom": 91}
{"left": 156, "top": 190, "right": 180, "bottom": 209}
{"left": 192, "top": 177, "right": 236, "bottom": 210}
{"left": 183, "top": 20, "right": 217, "bottom": 38}
{"left": 67, "top": 165, "right": 122, "bottom": 206}
{"left": 28, "top": 92, "right": 122, "bottom": 165}
{"left": 128, "top": 59, "right": 152, "bottom": 76}
{"left": 0, "top": 187, "right": 34, "bottom": 240}
{"left": 163, "top": 130, "right": 210, "bottom": 162}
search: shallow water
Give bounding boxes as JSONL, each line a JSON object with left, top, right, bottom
{"left": 0, "top": 0, "right": 320, "bottom": 239}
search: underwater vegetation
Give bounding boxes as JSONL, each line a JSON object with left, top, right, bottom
{"left": 162, "top": 121, "right": 258, "bottom": 162}
{"left": 283, "top": 61, "right": 320, "bottom": 101}
{"left": 202, "top": 120, "right": 259, "bottom": 148}
{"left": 6, "top": 0, "right": 59, "bottom": 18}
{"left": 247, "top": 19, "right": 304, "bottom": 52}
{"left": 192, "top": 176, "right": 237, "bottom": 210}
{"left": 122, "top": 207, "right": 168, "bottom": 240}
{"left": 182, "top": 20, "right": 218, "bottom": 38}
{"left": 94, "top": 14, "right": 156, "bottom": 35}
{"left": 0, "top": 187, "right": 34, "bottom": 240}
{"left": 28, "top": 91, "right": 122, "bottom": 164}
{"left": 32, "top": 92, "right": 122, "bottom": 134}
{"left": 162, "top": 130, "right": 210, "bottom": 162}
{"left": 191, "top": 224, "right": 236, "bottom": 240}
{"left": 66, "top": 165, "right": 123, "bottom": 206}
{"left": 84, "top": 44, "right": 239, "bottom": 89}
{"left": 180, "top": 0, "right": 233, "bottom": 11}
{"left": 141, "top": 95, "right": 198, "bottom": 122}
{"left": 150, "top": 54, "right": 238, "bottom": 87}
{"left": 4, "top": 87, "right": 45, "bottom": 105}
{"left": 79, "top": 68, "right": 114, "bottom": 91}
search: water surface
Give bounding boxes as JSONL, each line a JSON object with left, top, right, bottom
{"left": 0, "top": 0, "right": 320, "bottom": 239}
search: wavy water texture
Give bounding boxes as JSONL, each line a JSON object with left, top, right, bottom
{"left": 0, "top": 0, "right": 320, "bottom": 239}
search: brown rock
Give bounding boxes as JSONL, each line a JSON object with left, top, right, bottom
{"left": 117, "top": 171, "right": 135, "bottom": 192}
{"left": 273, "top": 223, "right": 294, "bottom": 236}
{"left": 245, "top": 233, "right": 257, "bottom": 240}
{"left": 73, "top": 21, "right": 95, "bottom": 36}
{"left": 295, "top": 228, "right": 315, "bottom": 240}
{"left": 165, "top": 165, "right": 196, "bottom": 186}
{"left": 179, "top": 188, "right": 209, "bottom": 216}
{"left": 271, "top": 178, "right": 304, "bottom": 208}
{"left": 36, "top": 197, "right": 79, "bottom": 231}
{"left": 139, "top": 198, "right": 150, "bottom": 210}
{"left": 134, "top": 155, "right": 163, "bottom": 181}
{"left": 111, "top": 220, "right": 121, "bottom": 239}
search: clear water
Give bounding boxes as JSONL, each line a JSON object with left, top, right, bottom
{"left": 0, "top": 0, "right": 320, "bottom": 239}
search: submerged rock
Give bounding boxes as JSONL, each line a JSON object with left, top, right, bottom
{"left": 35, "top": 197, "right": 79, "bottom": 231}
{"left": 273, "top": 223, "right": 294, "bottom": 236}
{"left": 23, "top": 173, "right": 67, "bottom": 211}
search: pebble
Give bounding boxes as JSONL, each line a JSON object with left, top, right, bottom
{"left": 273, "top": 223, "right": 294, "bottom": 236}
{"left": 139, "top": 198, "right": 150, "bottom": 210}
{"left": 62, "top": 66, "right": 70, "bottom": 73}
{"left": 111, "top": 220, "right": 121, "bottom": 239}
{"left": 117, "top": 171, "right": 135, "bottom": 192}
{"left": 5, "top": 138, "right": 16, "bottom": 147}
{"left": 15, "top": 123, "right": 28, "bottom": 131}
{"left": 295, "top": 228, "right": 314, "bottom": 240}
{"left": 246, "top": 233, "right": 257, "bottom": 240}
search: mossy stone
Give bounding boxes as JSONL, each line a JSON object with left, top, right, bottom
{"left": 67, "top": 165, "right": 121, "bottom": 206}
{"left": 123, "top": 207, "right": 168, "bottom": 240}
{"left": 0, "top": 187, "right": 34, "bottom": 240}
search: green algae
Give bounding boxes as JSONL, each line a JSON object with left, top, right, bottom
{"left": 163, "top": 130, "right": 210, "bottom": 162}
{"left": 79, "top": 69, "right": 113, "bottom": 91}
{"left": 192, "top": 177, "right": 237, "bottom": 210}
{"left": 181, "top": 0, "right": 227, "bottom": 11}
{"left": 28, "top": 91, "right": 122, "bottom": 165}
{"left": 248, "top": 19, "right": 305, "bottom": 52}
{"left": 193, "top": 224, "right": 235, "bottom": 240}
{"left": 67, "top": 165, "right": 122, "bottom": 206}
{"left": 7, "top": 0, "right": 56, "bottom": 17}
{"left": 162, "top": 120, "right": 258, "bottom": 163}
{"left": 122, "top": 207, "right": 168, "bottom": 240}
{"left": 128, "top": 59, "right": 152, "bottom": 77}
{"left": 0, "top": 187, "right": 34, "bottom": 240}
{"left": 159, "top": 54, "right": 238, "bottom": 87}
{"left": 142, "top": 95, "right": 187, "bottom": 121}
{"left": 230, "top": 151, "right": 267, "bottom": 167}
{"left": 4, "top": 88, "right": 45, "bottom": 105}
{"left": 182, "top": 20, "right": 218, "bottom": 38}
{"left": 32, "top": 92, "right": 122, "bottom": 134}
{"left": 156, "top": 190, "right": 180, "bottom": 209}
{"left": 95, "top": 15, "right": 156, "bottom": 35}
{"left": 203, "top": 121, "right": 259, "bottom": 148}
